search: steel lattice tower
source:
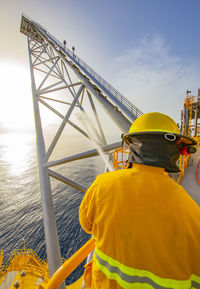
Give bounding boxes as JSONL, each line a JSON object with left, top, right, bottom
{"left": 20, "top": 14, "right": 142, "bottom": 286}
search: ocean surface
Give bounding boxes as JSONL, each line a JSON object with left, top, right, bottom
{"left": 0, "top": 129, "right": 106, "bottom": 284}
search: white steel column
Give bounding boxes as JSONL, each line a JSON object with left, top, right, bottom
{"left": 27, "top": 36, "right": 65, "bottom": 289}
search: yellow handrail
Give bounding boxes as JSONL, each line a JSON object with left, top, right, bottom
{"left": 113, "top": 147, "right": 129, "bottom": 170}
{"left": 194, "top": 136, "right": 200, "bottom": 148}
{"left": 4, "top": 248, "right": 48, "bottom": 271}
{"left": 45, "top": 238, "right": 95, "bottom": 289}
{"left": 113, "top": 147, "right": 193, "bottom": 184}
{"left": 177, "top": 154, "right": 190, "bottom": 184}
{"left": 0, "top": 250, "right": 4, "bottom": 268}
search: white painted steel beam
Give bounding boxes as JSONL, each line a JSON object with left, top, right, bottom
{"left": 32, "top": 44, "right": 48, "bottom": 66}
{"left": 87, "top": 90, "right": 107, "bottom": 145}
{"left": 45, "top": 84, "right": 84, "bottom": 161}
{"left": 39, "top": 95, "right": 75, "bottom": 106}
{"left": 48, "top": 169, "right": 86, "bottom": 193}
{"left": 33, "top": 56, "right": 59, "bottom": 67}
{"left": 38, "top": 81, "right": 81, "bottom": 95}
{"left": 34, "top": 66, "right": 61, "bottom": 79}
{"left": 45, "top": 142, "right": 121, "bottom": 168}
{"left": 27, "top": 36, "right": 65, "bottom": 289}
{"left": 38, "top": 98, "right": 89, "bottom": 137}
{"left": 38, "top": 57, "right": 60, "bottom": 91}
{"left": 57, "top": 53, "right": 132, "bottom": 133}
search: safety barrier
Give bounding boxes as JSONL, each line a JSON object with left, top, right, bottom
{"left": 0, "top": 250, "right": 3, "bottom": 258}
{"left": 1, "top": 249, "right": 49, "bottom": 277}
{"left": 112, "top": 147, "right": 192, "bottom": 185}
{"left": 0, "top": 250, "right": 4, "bottom": 267}
{"left": 194, "top": 136, "right": 200, "bottom": 148}
{"left": 195, "top": 158, "right": 200, "bottom": 186}
{"left": 177, "top": 154, "right": 190, "bottom": 184}
{"left": 113, "top": 147, "right": 129, "bottom": 170}
{"left": 45, "top": 238, "right": 95, "bottom": 289}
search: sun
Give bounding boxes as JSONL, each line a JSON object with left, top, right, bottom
{"left": 0, "top": 60, "right": 65, "bottom": 131}
{"left": 0, "top": 61, "right": 34, "bottom": 130}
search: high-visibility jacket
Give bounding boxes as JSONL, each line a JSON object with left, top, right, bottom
{"left": 79, "top": 163, "right": 200, "bottom": 289}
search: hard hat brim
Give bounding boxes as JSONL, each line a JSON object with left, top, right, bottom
{"left": 123, "top": 131, "right": 197, "bottom": 146}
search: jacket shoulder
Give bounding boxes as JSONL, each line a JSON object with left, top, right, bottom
{"left": 96, "top": 169, "right": 131, "bottom": 183}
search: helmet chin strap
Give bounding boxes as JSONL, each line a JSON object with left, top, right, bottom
{"left": 127, "top": 135, "right": 181, "bottom": 173}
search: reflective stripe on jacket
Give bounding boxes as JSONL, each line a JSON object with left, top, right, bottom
{"left": 94, "top": 248, "right": 200, "bottom": 289}
{"left": 79, "top": 163, "right": 200, "bottom": 289}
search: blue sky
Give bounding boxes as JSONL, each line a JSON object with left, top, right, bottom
{"left": 1, "top": 0, "right": 200, "bottom": 129}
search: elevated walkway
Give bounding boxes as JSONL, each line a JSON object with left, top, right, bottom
{"left": 180, "top": 149, "right": 200, "bottom": 206}
{"left": 20, "top": 14, "right": 142, "bottom": 123}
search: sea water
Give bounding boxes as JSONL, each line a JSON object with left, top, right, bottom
{"left": 0, "top": 128, "right": 106, "bottom": 284}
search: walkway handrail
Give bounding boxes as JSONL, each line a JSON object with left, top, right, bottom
{"left": 195, "top": 158, "right": 200, "bottom": 186}
{"left": 2, "top": 248, "right": 48, "bottom": 272}
{"left": 45, "top": 238, "right": 95, "bottom": 289}
{"left": 22, "top": 14, "right": 142, "bottom": 120}
{"left": 177, "top": 154, "right": 190, "bottom": 184}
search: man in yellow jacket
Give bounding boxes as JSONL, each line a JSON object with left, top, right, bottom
{"left": 79, "top": 112, "right": 200, "bottom": 289}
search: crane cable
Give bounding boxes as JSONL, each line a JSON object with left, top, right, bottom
{"left": 195, "top": 157, "right": 200, "bottom": 186}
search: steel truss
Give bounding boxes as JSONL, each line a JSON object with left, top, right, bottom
{"left": 21, "top": 14, "right": 142, "bottom": 285}
{"left": 27, "top": 33, "right": 124, "bottom": 283}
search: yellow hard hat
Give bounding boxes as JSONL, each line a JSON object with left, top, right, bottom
{"left": 123, "top": 112, "right": 197, "bottom": 145}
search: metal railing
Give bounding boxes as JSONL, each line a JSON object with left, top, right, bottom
{"left": 23, "top": 14, "right": 143, "bottom": 120}
{"left": 0, "top": 250, "right": 3, "bottom": 258}
{"left": 113, "top": 147, "right": 129, "bottom": 170}
{"left": 112, "top": 147, "right": 193, "bottom": 185}
{"left": 45, "top": 238, "right": 95, "bottom": 289}
{"left": 177, "top": 155, "right": 190, "bottom": 184}
{"left": 0, "top": 250, "right": 3, "bottom": 267}
{"left": 185, "top": 95, "right": 200, "bottom": 105}
{"left": 195, "top": 157, "right": 200, "bottom": 186}
{"left": 1, "top": 249, "right": 48, "bottom": 274}
{"left": 194, "top": 136, "right": 200, "bottom": 148}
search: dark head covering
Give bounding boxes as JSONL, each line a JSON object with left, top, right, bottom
{"left": 127, "top": 134, "right": 180, "bottom": 173}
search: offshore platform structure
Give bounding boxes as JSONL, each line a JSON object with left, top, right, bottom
{"left": 20, "top": 14, "right": 142, "bottom": 285}
{"left": 181, "top": 89, "right": 200, "bottom": 145}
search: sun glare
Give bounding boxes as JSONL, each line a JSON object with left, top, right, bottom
{"left": 1, "top": 133, "right": 34, "bottom": 177}
{"left": 0, "top": 62, "right": 34, "bottom": 130}
{"left": 0, "top": 61, "right": 65, "bottom": 130}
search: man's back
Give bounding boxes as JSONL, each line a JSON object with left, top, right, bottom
{"left": 79, "top": 163, "right": 200, "bottom": 288}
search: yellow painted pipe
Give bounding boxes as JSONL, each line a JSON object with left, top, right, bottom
{"left": 45, "top": 238, "right": 95, "bottom": 289}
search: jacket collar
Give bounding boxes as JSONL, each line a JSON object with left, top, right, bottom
{"left": 131, "top": 163, "right": 166, "bottom": 175}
